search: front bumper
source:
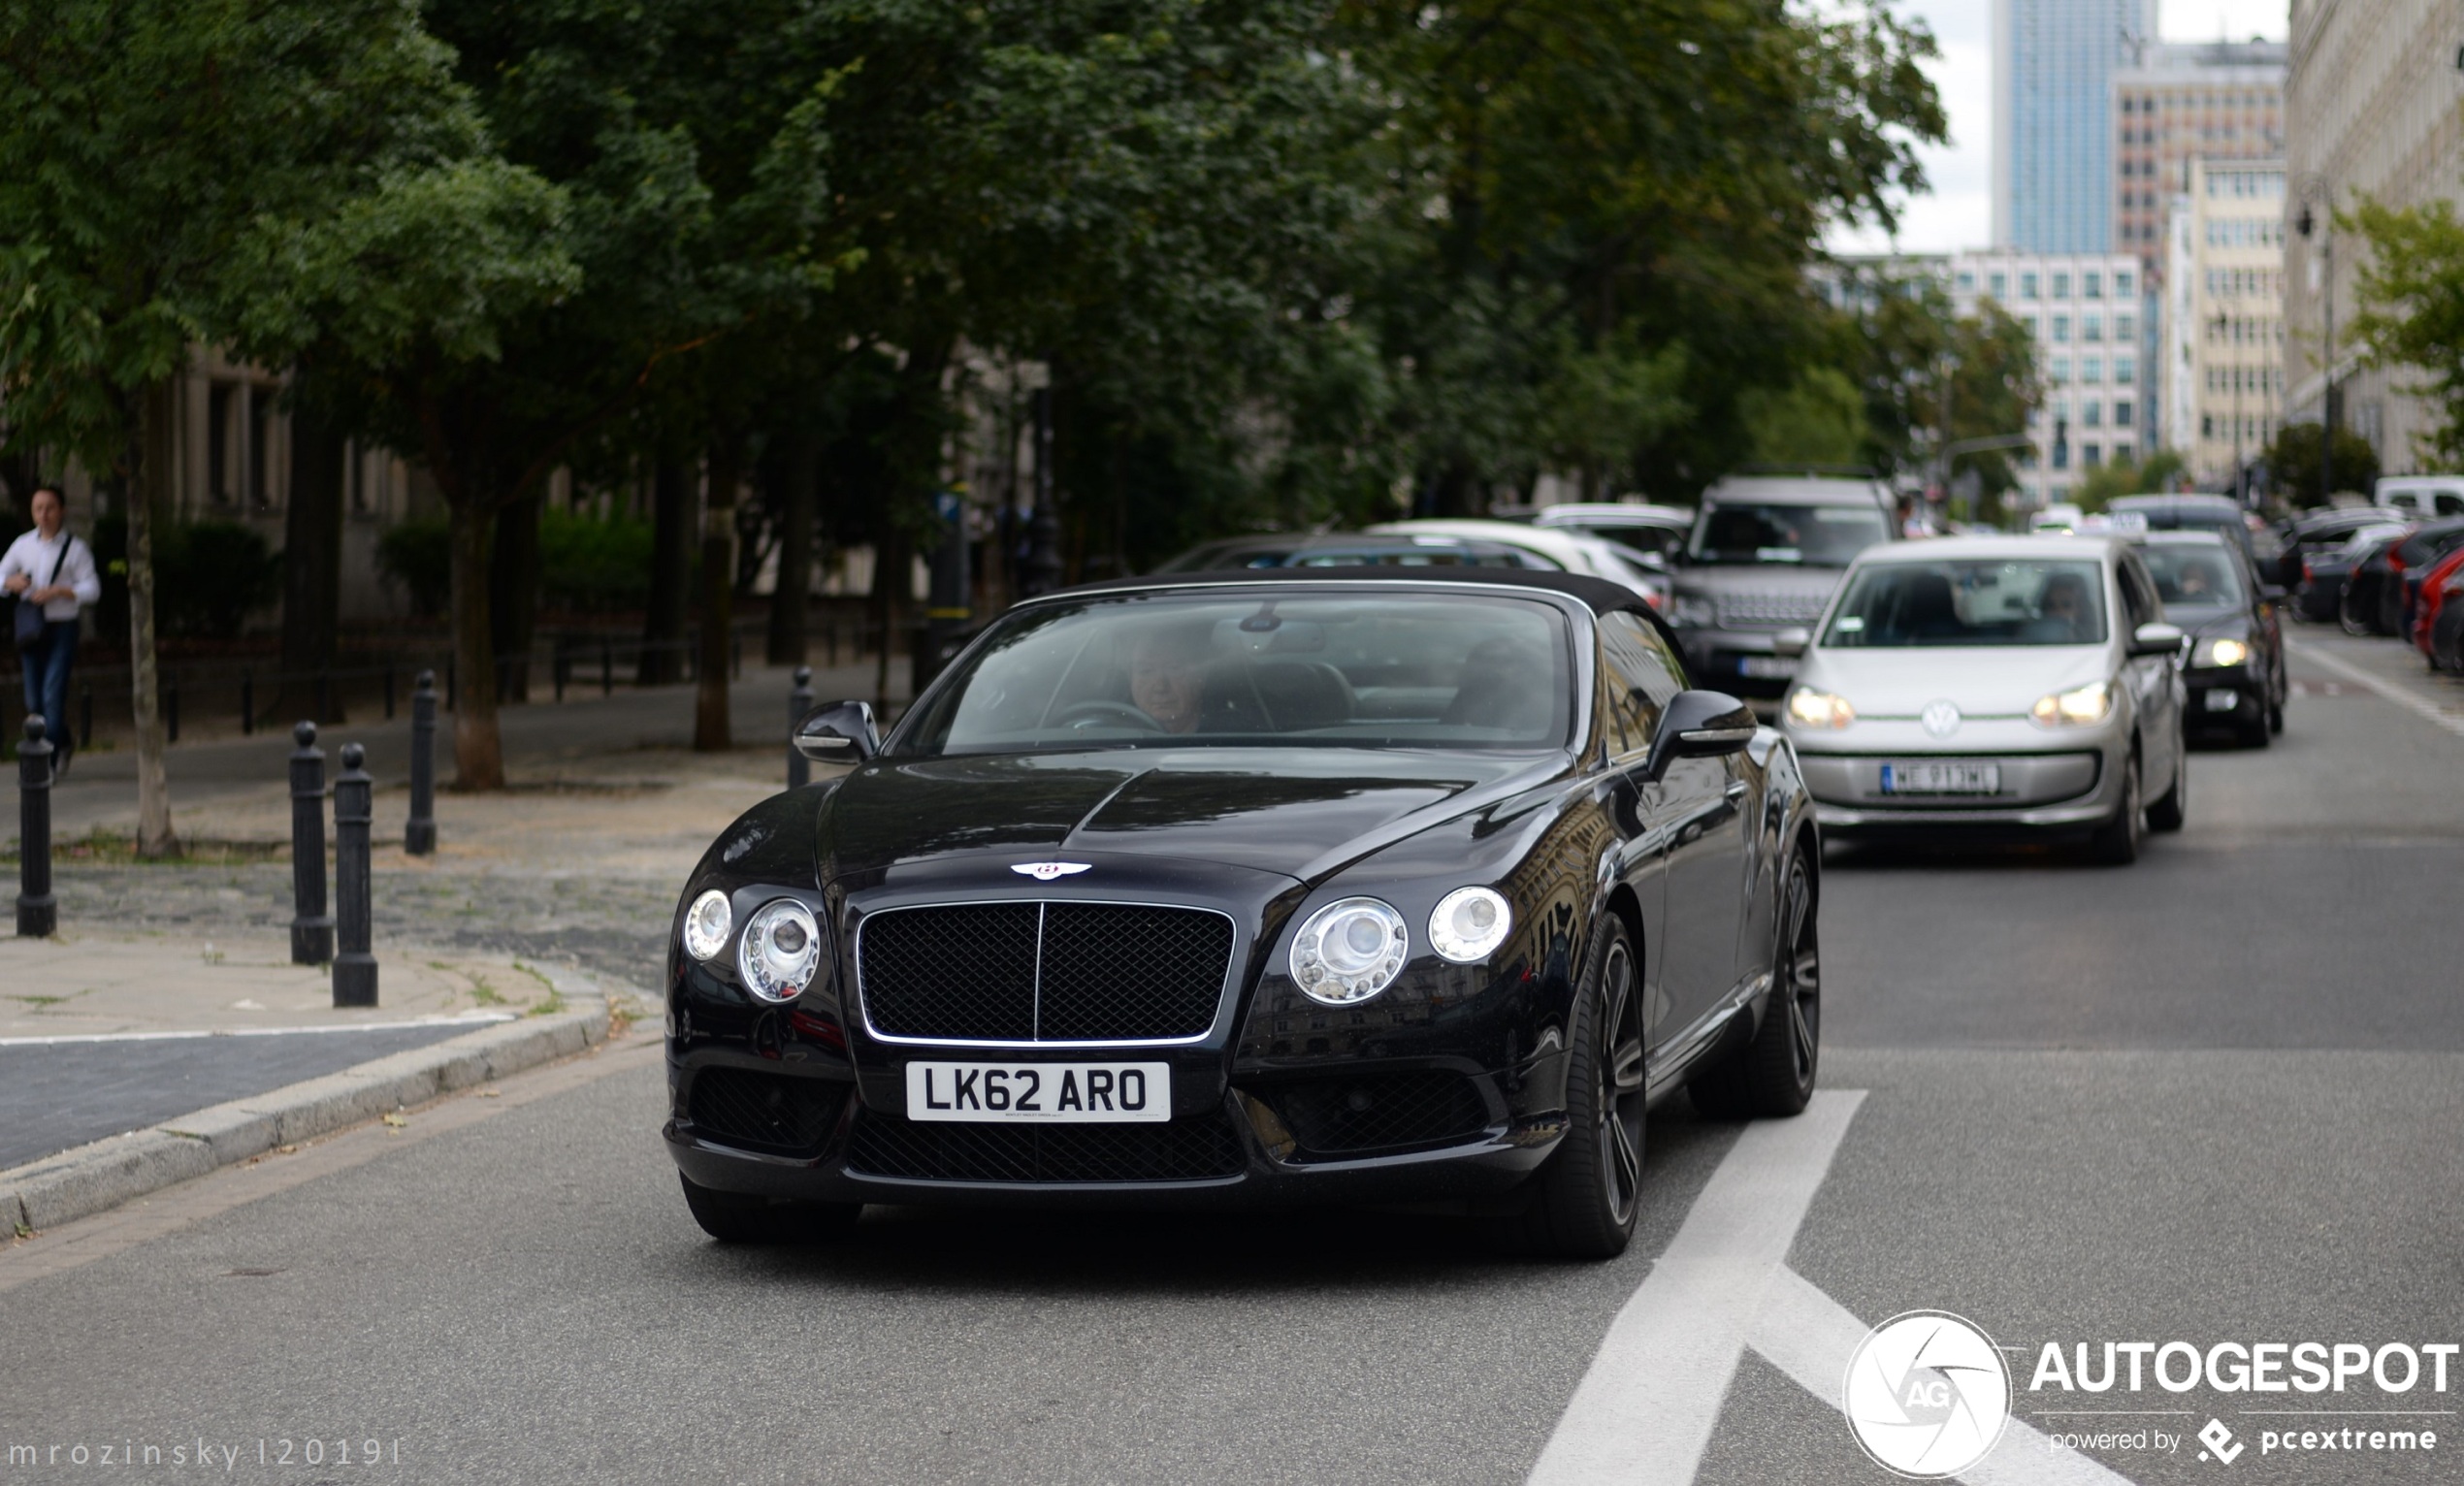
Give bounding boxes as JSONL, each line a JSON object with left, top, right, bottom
{"left": 2185, "top": 668, "right": 2263, "bottom": 726}
{"left": 664, "top": 1057, "right": 1561, "bottom": 1211}
{"left": 1674, "top": 628, "right": 1800, "bottom": 698}
{"left": 1789, "top": 717, "right": 2124, "bottom": 835}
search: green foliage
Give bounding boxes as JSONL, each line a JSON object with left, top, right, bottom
{"left": 539, "top": 508, "right": 655, "bottom": 612}
{"left": 86, "top": 517, "right": 282, "bottom": 639}
{"left": 2346, "top": 197, "right": 2464, "bottom": 470}
{"left": 376, "top": 519, "right": 453, "bottom": 618}
{"left": 2072, "top": 453, "right": 2180, "bottom": 512}
{"left": 1823, "top": 275, "right": 2039, "bottom": 496}
{"left": 1742, "top": 368, "right": 1873, "bottom": 468}
{"left": 2261, "top": 421, "right": 2382, "bottom": 506}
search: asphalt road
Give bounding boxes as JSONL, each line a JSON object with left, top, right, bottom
{"left": 3, "top": 631, "right": 2461, "bottom": 1485}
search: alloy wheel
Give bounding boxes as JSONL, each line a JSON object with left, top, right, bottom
{"left": 1776, "top": 857, "right": 1820, "bottom": 1093}
{"left": 1595, "top": 939, "right": 1645, "bottom": 1227}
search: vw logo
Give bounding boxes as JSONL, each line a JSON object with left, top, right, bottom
{"left": 1010, "top": 861, "right": 1092, "bottom": 881}
{"left": 1920, "top": 701, "right": 1961, "bottom": 739}
{"left": 1843, "top": 1310, "right": 2011, "bottom": 1477}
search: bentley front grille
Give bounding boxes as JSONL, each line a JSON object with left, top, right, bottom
{"left": 859, "top": 902, "right": 1235, "bottom": 1043}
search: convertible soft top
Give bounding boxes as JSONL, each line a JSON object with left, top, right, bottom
{"left": 1049, "top": 564, "right": 1679, "bottom": 647}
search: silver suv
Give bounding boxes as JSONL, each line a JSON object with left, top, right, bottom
{"left": 1666, "top": 476, "right": 1897, "bottom": 698}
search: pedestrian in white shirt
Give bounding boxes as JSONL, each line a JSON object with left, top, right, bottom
{"left": 3, "top": 485, "right": 102, "bottom": 775}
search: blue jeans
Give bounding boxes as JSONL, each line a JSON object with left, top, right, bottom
{"left": 19, "top": 619, "right": 77, "bottom": 754}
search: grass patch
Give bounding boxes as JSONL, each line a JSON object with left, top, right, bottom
{"left": 513, "top": 960, "right": 566, "bottom": 1016}
{"left": 463, "top": 972, "right": 509, "bottom": 1008}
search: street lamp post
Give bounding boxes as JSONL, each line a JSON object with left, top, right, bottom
{"left": 2296, "top": 177, "right": 2334, "bottom": 507}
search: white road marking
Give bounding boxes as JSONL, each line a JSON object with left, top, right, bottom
{"left": 1748, "top": 1265, "right": 2136, "bottom": 1485}
{"left": 2286, "top": 637, "right": 2464, "bottom": 742}
{"left": 1529, "top": 1091, "right": 1864, "bottom": 1486}
{"left": 1532, "top": 1089, "right": 2141, "bottom": 1485}
{"left": 0, "top": 1012, "right": 514, "bottom": 1048}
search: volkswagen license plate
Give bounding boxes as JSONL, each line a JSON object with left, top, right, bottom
{"left": 904, "top": 1061, "right": 1170, "bottom": 1123}
{"left": 1879, "top": 761, "right": 2000, "bottom": 796}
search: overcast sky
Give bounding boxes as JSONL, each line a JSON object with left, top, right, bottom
{"left": 1823, "top": 0, "right": 2291, "bottom": 257}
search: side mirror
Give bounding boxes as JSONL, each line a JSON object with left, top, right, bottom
{"left": 1642, "top": 689, "right": 1758, "bottom": 782}
{"left": 1771, "top": 627, "right": 1811, "bottom": 660}
{"left": 794, "top": 699, "right": 881, "bottom": 764}
{"left": 2128, "top": 621, "right": 2186, "bottom": 658}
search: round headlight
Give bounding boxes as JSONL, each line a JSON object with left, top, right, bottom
{"left": 1428, "top": 887, "right": 1512, "bottom": 963}
{"left": 1289, "top": 897, "right": 1409, "bottom": 1005}
{"left": 737, "top": 898, "right": 822, "bottom": 1003}
{"left": 682, "top": 888, "right": 732, "bottom": 962}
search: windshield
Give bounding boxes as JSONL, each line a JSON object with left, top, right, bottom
{"left": 1691, "top": 503, "right": 1890, "bottom": 566}
{"left": 2141, "top": 545, "right": 2245, "bottom": 608}
{"left": 1823, "top": 559, "right": 2110, "bottom": 647}
{"left": 894, "top": 592, "right": 1573, "bottom": 757}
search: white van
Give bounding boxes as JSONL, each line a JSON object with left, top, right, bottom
{"left": 2375, "top": 475, "right": 2464, "bottom": 519}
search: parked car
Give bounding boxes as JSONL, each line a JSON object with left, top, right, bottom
{"left": 2335, "top": 528, "right": 2415, "bottom": 633}
{"left": 1775, "top": 534, "right": 2187, "bottom": 863}
{"left": 1366, "top": 518, "right": 1670, "bottom": 607}
{"left": 2382, "top": 518, "right": 2464, "bottom": 640}
{"left": 1151, "top": 533, "right": 1552, "bottom": 574}
{"left": 2426, "top": 564, "right": 2464, "bottom": 672}
{"left": 1664, "top": 476, "right": 1897, "bottom": 698}
{"left": 2138, "top": 531, "right": 2285, "bottom": 747}
{"left": 2412, "top": 542, "right": 2464, "bottom": 668}
{"left": 2028, "top": 503, "right": 2087, "bottom": 535}
{"left": 2269, "top": 506, "right": 2406, "bottom": 595}
{"left": 2109, "top": 493, "right": 2258, "bottom": 568}
{"left": 665, "top": 568, "right": 1819, "bottom": 1259}
{"left": 1529, "top": 501, "right": 1695, "bottom": 565}
{"left": 2374, "top": 474, "right": 2464, "bottom": 520}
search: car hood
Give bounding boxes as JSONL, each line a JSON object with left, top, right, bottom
{"left": 2169, "top": 606, "right": 2249, "bottom": 642}
{"left": 1799, "top": 645, "right": 2112, "bottom": 717}
{"left": 816, "top": 749, "right": 1543, "bottom": 887}
{"left": 1670, "top": 565, "right": 1849, "bottom": 598}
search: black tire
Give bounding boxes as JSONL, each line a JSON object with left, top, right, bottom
{"left": 2146, "top": 738, "right": 2188, "bottom": 830}
{"left": 1690, "top": 850, "right": 1821, "bottom": 1120}
{"left": 2089, "top": 751, "right": 2143, "bottom": 865}
{"left": 1515, "top": 916, "right": 1645, "bottom": 1260}
{"left": 2269, "top": 663, "right": 2286, "bottom": 734}
{"left": 680, "top": 1174, "right": 860, "bottom": 1244}
{"left": 2339, "top": 589, "right": 2374, "bottom": 636}
{"left": 2236, "top": 695, "right": 2270, "bottom": 749}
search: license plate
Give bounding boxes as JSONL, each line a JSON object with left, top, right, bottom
{"left": 2204, "top": 690, "right": 2241, "bottom": 712}
{"left": 1736, "top": 655, "right": 1796, "bottom": 679}
{"left": 1879, "top": 761, "right": 2001, "bottom": 795}
{"left": 904, "top": 1061, "right": 1170, "bottom": 1123}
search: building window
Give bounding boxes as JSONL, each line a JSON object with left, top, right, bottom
{"left": 1990, "top": 273, "right": 2008, "bottom": 298}
{"left": 2051, "top": 357, "right": 2070, "bottom": 385}
{"left": 2114, "top": 402, "right": 2132, "bottom": 429}
{"left": 2083, "top": 357, "right": 2102, "bottom": 384}
{"left": 2117, "top": 271, "right": 2134, "bottom": 297}
{"left": 2201, "top": 414, "right": 2214, "bottom": 437}
{"left": 1957, "top": 272, "right": 1976, "bottom": 292}
{"left": 2021, "top": 273, "right": 2039, "bottom": 300}
{"left": 2084, "top": 402, "right": 2103, "bottom": 429}
{"left": 2053, "top": 315, "right": 2071, "bottom": 343}
{"left": 2115, "top": 354, "right": 2135, "bottom": 385}
{"left": 2084, "top": 313, "right": 2103, "bottom": 342}
{"left": 2084, "top": 272, "right": 2102, "bottom": 299}
{"left": 2053, "top": 273, "right": 2071, "bottom": 299}
{"left": 2083, "top": 442, "right": 2103, "bottom": 468}
{"left": 2116, "top": 312, "right": 2134, "bottom": 339}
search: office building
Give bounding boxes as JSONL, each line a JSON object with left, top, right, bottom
{"left": 2283, "top": 0, "right": 2464, "bottom": 478}
{"left": 2164, "top": 160, "right": 2287, "bottom": 494}
{"left": 2111, "top": 40, "right": 2286, "bottom": 263}
{"left": 1994, "top": 0, "right": 2149, "bottom": 254}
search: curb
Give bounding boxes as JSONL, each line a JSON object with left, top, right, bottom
{"left": 0, "top": 966, "right": 645, "bottom": 1237}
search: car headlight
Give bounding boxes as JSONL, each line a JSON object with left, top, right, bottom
{"left": 682, "top": 888, "right": 732, "bottom": 962}
{"left": 2030, "top": 680, "right": 2113, "bottom": 727}
{"left": 1290, "top": 897, "right": 1409, "bottom": 1005}
{"left": 2198, "top": 637, "right": 2250, "bottom": 668}
{"left": 736, "top": 898, "right": 822, "bottom": 1002}
{"left": 1428, "top": 887, "right": 1512, "bottom": 963}
{"left": 1670, "top": 595, "right": 1715, "bottom": 628}
{"left": 1786, "top": 688, "right": 1856, "bottom": 729}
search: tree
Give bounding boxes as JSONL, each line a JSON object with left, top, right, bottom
{"left": 1825, "top": 275, "right": 2039, "bottom": 498}
{"left": 2260, "top": 421, "right": 2381, "bottom": 506}
{"left": 2347, "top": 197, "right": 2464, "bottom": 470}
{"left": 0, "top": 0, "right": 479, "bottom": 853}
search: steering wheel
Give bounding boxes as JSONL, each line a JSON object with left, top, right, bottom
{"left": 1053, "top": 700, "right": 1165, "bottom": 732}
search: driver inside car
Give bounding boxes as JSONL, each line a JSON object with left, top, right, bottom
{"left": 1128, "top": 626, "right": 1214, "bottom": 733}
{"left": 2025, "top": 570, "right": 2094, "bottom": 643}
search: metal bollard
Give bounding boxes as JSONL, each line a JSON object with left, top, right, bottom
{"left": 332, "top": 742, "right": 377, "bottom": 1007}
{"left": 405, "top": 670, "right": 438, "bottom": 856}
{"left": 289, "top": 721, "right": 333, "bottom": 964}
{"left": 788, "top": 665, "right": 815, "bottom": 789}
{"left": 16, "top": 716, "right": 55, "bottom": 937}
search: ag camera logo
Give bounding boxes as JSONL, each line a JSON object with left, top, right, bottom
{"left": 1844, "top": 1310, "right": 2012, "bottom": 1477}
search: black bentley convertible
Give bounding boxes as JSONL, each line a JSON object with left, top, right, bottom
{"left": 664, "top": 568, "right": 1821, "bottom": 1258}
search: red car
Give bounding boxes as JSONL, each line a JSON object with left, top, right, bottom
{"left": 2413, "top": 543, "right": 2464, "bottom": 667}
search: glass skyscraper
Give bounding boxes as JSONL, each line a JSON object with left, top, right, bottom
{"left": 1994, "top": 0, "right": 2150, "bottom": 252}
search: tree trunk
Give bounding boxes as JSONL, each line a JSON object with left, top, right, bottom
{"left": 870, "top": 518, "right": 912, "bottom": 714}
{"left": 694, "top": 437, "right": 738, "bottom": 752}
{"left": 490, "top": 487, "right": 542, "bottom": 702}
{"left": 640, "top": 458, "right": 692, "bottom": 685}
{"left": 279, "top": 401, "right": 346, "bottom": 718}
{"left": 123, "top": 385, "right": 178, "bottom": 857}
{"left": 764, "top": 428, "right": 818, "bottom": 665}
{"left": 447, "top": 497, "right": 504, "bottom": 790}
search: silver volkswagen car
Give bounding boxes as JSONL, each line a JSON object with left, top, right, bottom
{"left": 1774, "top": 534, "right": 2188, "bottom": 863}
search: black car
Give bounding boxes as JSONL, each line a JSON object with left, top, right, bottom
{"left": 2339, "top": 529, "right": 2412, "bottom": 634}
{"left": 2111, "top": 494, "right": 2257, "bottom": 567}
{"left": 663, "top": 569, "right": 1821, "bottom": 1259}
{"left": 2141, "top": 532, "right": 2285, "bottom": 747}
{"left": 2269, "top": 506, "right": 2395, "bottom": 598}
